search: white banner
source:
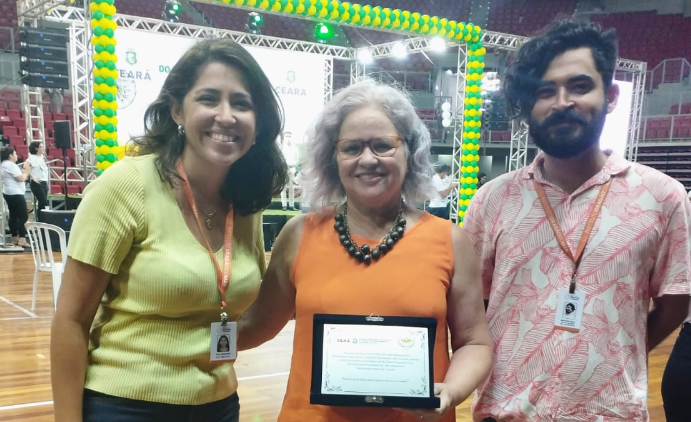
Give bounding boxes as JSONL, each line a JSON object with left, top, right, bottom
{"left": 115, "top": 29, "right": 327, "bottom": 146}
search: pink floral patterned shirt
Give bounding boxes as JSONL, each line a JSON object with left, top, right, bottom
{"left": 463, "top": 151, "right": 691, "bottom": 422}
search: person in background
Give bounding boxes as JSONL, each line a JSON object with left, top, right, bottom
{"left": 237, "top": 79, "right": 492, "bottom": 422}
{"left": 50, "top": 39, "right": 287, "bottom": 422}
{"left": 463, "top": 20, "right": 691, "bottom": 422}
{"left": 280, "top": 131, "right": 298, "bottom": 211}
{"left": 27, "top": 141, "right": 50, "bottom": 222}
{"left": 661, "top": 302, "right": 691, "bottom": 421}
{"left": 428, "top": 163, "right": 456, "bottom": 220}
{"left": 476, "top": 172, "right": 487, "bottom": 189}
{"left": 1, "top": 147, "right": 31, "bottom": 248}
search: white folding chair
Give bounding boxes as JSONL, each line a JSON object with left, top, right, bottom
{"left": 25, "top": 222, "right": 67, "bottom": 311}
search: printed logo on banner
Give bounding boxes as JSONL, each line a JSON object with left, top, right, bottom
{"left": 287, "top": 70, "right": 296, "bottom": 83}
{"left": 126, "top": 50, "right": 138, "bottom": 66}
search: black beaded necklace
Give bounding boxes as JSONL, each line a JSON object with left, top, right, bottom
{"left": 334, "top": 202, "right": 407, "bottom": 264}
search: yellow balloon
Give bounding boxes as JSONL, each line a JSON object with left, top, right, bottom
{"left": 247, "top": 0, "right": 257, "bottom": 5}
{"left": 464, "top": 34, "right": 472, "bottom": 42}
{"left": 296, "top": 4, "right": 305, "bottom": 13}
{"left": 330, "top": 10, "right": 339, "bottom": 19}
{"left": 234, "top": 0, "right": 245, "bottom": 4}
{"left": 112, "top": 117, "right": 118, "bottom": 125}
{"left": 362, "top": 16, "right": 371, "bottom": 25}
{"left": 98, "top": 3, "right": 109, "bottom": 13}
{"left": 341, "top": 12, "right": 350, "bottom": 21}
{"left": 401, "top": 21, "right": 409, "bottom": 30}
{"left": 351, "top": 14, "right": 360, "bottom": 24}
{"left": 429, "top": 27, "right": 438, "bottom": 35}
{"left": 382, "top": 18, "right": 390, "bottom": 27}
{"left": 372, "top": 17, "right": 381, "bottom": 26}
{"left": 307, "top": 6, "right": 316, "bottom": 15}
{"left": 271, "top": 2, "right": 281, "bottom": 11}
{"left": 411, "top": 22, "right": 419, "bottom": 31}
{"left": 89, "top": 2, "right": 98, "bottom": 12}
{"left": 474, "top": 25, "right": 481, "bottom": 33}
{"left": 392, "top": 19, "right": 401, "bottom": 28}
{"left": 318, "top": 8, "right": 328, "bottom": 18}
{"left": 284, "top": 3, "right": 293, "bottom": 12}
{"left": 438, "top": 28, "right": 446, "bottom": 37}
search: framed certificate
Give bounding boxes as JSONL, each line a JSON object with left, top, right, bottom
{"left": 310, "top": 313, "right": 441, "bottom": 409}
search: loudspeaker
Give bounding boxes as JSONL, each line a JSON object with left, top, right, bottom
{"left": 54, "top": 120, "right": 71, "bottom": 150}
{"left": 41, "top": 209, "right": 75, "bottom": 251}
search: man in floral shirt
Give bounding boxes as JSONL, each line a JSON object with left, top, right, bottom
{"left": 463, "top": 20, "right": 691, "bottom": 422}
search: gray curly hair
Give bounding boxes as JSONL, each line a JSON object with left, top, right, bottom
{"left": 304, "top": 79, "right": 434, "bottom": 211}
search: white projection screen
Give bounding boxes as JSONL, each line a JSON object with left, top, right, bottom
{"left": 115, "top": 29, "right": 327, "bottom": 146}
{"left": 599, "top": 80, "right": 633, "bottom": 156}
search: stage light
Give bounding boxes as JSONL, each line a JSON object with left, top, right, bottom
{"left": 392, "top": 41, "right": 407, "bottom": 59}
{"left": 246, "top": 12, "right": 264, "bottom": 34}
{"left": 314, "top": 23, "right": 335, "bottom": 43}
{"left": 357, "top": 48, "right": 373, "bottom": 65}
{"left": 430, "top": 37, "right": 446, "bottom": 53}
{"left": 162, "top": 0, "right": 181, "bottom": 23}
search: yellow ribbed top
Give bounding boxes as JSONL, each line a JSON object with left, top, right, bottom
{"left": 67, "top": 154, "right": 265, "bottom": 405}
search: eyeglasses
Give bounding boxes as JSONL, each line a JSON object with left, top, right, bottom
{"left": 333, "top": 135, "right": 403, "bottom": 160}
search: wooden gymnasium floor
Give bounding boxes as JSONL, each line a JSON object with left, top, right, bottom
{"left": 0, "top": 250, "right": 675, "bottom": 421}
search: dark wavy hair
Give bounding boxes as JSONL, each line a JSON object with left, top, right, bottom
{"left": 504, "top": 20, "right": 618, "bottom": 120}
{"left": 1, "top": 147, "right": 15, "bottom": 161}
{"left": 132, "top": 38, "right": 287, "bottom": 216}
{"left": 29, "top": 141, "right": 43, "bottom": 155}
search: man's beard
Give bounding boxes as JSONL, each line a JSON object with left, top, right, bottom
{"left": 529, "top": 103, "right": 608, "bottom": 159}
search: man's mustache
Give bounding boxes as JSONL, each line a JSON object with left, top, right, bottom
{"left": 541, "top": 108, "right": 588, "bottom": 128}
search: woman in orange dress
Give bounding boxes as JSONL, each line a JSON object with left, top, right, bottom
{"left": 238, "top": 80, "right": 492, "bottom": 422}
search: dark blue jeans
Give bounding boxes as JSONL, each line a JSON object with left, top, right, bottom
{"left": 662, "top": 322, "right": 691, "bottom": 422}
{"left": 83, "top": 389, "right": 240, "bottom": 422}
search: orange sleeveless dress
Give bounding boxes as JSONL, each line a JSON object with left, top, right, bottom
{"left": 278, "top": 211, "right": 456, "bottom": 422}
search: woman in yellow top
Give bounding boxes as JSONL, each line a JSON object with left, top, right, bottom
{"left": 50, "top": 39, "right": 287, "bottom": 422}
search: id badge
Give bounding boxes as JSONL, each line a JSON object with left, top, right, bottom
{"left": 554, "top": 289, "right": 585, "bottom": 333}
{"left": 210, "top": 321, "right": 237, "bottom": 363}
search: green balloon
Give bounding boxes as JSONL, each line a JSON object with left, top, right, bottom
{"left": 337, "top": 4, "right": 344, "bottom": 13}
{"left": 460, "top": 205, "right": 467, "bottom": 211}
{"left": 303, "top": 0, "right": 311, "bottom": 8}
{"left": 95, "top": 60, "right": 105, "bottom": 69}
{"left": 461, "top": 183, "right": 469, "bottom": 189}
{"left": 104, "top": 0, "right": 114, "bottom": 4}
{"left": 94, "top": 94, "right": 104, "bottom": 103}
{"left": 95, "top": 76, "right": 105, "bottom": 84}
{"left": 95, "top": 139, "right": 104, "bottom": 147}
{"left": 95, "top": 124, "right": 104, "bottom": 132}
{"left": 93, "top": 27, "right": 104, "bottom": 37}
{"left": 461, "top": 194, "right": 468, "bottom": 200}
{"left": 105, "top": 109, "right": 114, "bottom": 117}
{"left": 94, "top": 108, "right": 103, "bottom": 116}
{"left": 97, "top": 169, "right": 103, "bottom": 176}
{"left": 106, "top": 139, "right": 115, "bottom": 147}
{"left": 92, "top": 11, "right": 104, "bottom": 20}
{"left": 106, "top": 45, "right": 115, "bottom": 54}
{"left": 358, "top": 8, "right": 365, "bottom": 17}
{"left": 95, "top": 44, "right": 104, "bottom": 53}
{"left": 96, "top": 154, "right": 104, "bottom": 161}
{"left": 369, "top": 10, "right": 376, "bottom": 18}
{"left": 326, "top": 3, "right": 334, "bottom": 12}
{"left": 105, "top": 61, "right": 116, "bottom": 70}
{"left": 470, "top": 172, "right": 477, "bottom": 178}
{"left": 280, "top": 0, "right": 288, "bottom": 6}
{"left": 314, "top": 1, "right": 322, "bottom": 10}
{"left": 104, "top": 93, "right": 114, "bottom": 102}
{"left": 105, "top": 123, "right": 116, "bottom": 132}
{"left": 106, "top": 153, "right": 116, "bottom": 162}
{"left": 105, "top": 77, "right": 116, "bottom": 87}
{"left": 104, "top": 29, "right": 114, "bottom": 38}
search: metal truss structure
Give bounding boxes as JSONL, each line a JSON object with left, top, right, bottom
{"left": 18, "top": 1, "right": 645, "bottom": 223}
{"left": 450, "top": 46, "right": 468, "bottom": 223}
{"left": 616, "top": 60, "right": 648, "bottom": 162}
{"left": 508, "top": 120, "right": 529, "bottom": 171}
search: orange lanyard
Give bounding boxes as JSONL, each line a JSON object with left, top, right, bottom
{"left": 176, "top": 160, "right": 234, "bottom": 324}
{"left": 533, "top": 178, "right": 612, "bottom": 294}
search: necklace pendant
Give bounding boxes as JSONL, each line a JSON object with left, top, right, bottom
{"left": 205, "top": 217, "right": 213, "bottom": 230}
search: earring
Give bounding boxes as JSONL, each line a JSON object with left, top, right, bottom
{"left": 177, "top": 124, "right": 185, "bottom": 136}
